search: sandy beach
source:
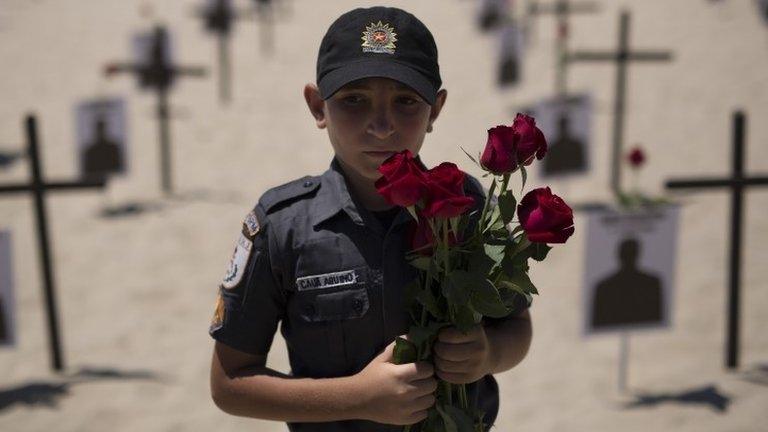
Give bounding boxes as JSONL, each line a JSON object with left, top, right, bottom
{"left": 1, "top": 0, "right": 767, "bottom": 430}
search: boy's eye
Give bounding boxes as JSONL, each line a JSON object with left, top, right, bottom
{"left": 397, "top": 96, "right": 419, "bottom": 106}
{"left": 341, "top": 94, "right": 366, "bottom": 105}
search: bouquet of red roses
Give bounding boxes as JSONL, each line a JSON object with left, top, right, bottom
{"left": 375, "top": 114, "right": 574, "bottom": 432}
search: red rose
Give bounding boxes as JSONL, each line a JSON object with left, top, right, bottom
{"left": 480, "top": 125, "right": 517, "bottom": 174}
{"left": 517, "top": 187, "right": 574, "bottom": 243}
{"left": 422, "top": 163, "right": 475, "bottom": 219}
{"left": 627, "top": 146, "right": 646, "bottom": 169}
{"left": 512, "top": 113, "right": 547, "bottom": 166}
{"left": 375, "top": 150, "right": 428, "bottom": 207}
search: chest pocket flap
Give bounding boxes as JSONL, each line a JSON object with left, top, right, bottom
{"left": 300, "top": 288, "right": 369, "bottom": 322}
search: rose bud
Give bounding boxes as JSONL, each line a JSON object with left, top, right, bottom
{"left": 517, "top": 187, "right": 574, "bottom": 244}
{"left": 512, "top": 113, "right": 547, "bottom": 166}
{"left": 627, "top": 146, "right": 646, "bottom": 169}
{"left": 480, "top": 125, "right": 517, "bottom": 174}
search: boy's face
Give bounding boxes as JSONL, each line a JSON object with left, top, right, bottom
{"left": 305, "top": 77, "right": 446, "bottom": 182}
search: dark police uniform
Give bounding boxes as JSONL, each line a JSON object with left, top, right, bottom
{"left": 210, "top": 157, "right": 530, "bottom": 431}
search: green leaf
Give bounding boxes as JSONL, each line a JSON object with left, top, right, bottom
{"left": 416, "top": 287, "right": 443, "bottom": 319}
{"left": 469, "top": 249, "right": 495, "bottom": 275}
{"left": 484, "top": 244, "right": 505, "bottom": 265}
{"left": 409, "top": 256, "right": 432, "bottom": 272}
{"left": 498, "top": 190, "right": 517, "bottom": 225}
{"left": 443, "top": 271, "right": 472, "bottom": 305}
{"left": 407, "top": 322, "right": 448, "bottom": 347}
{"left": 436, "top": 404, "right": 458, "bottom": 432}
{"left": 470, "top": 279, "right": 509, "bottom": 318}
{"left": 498, "top": 271, "right": 539, "bottom": 295}
{"left": 404, "top": 278, "right": 421, "bottom": 305}
{"left": 406, "top": 205, "right": 419, "bottom": 222}
{"left": 528, "top": 242, "right": 552, "bottom": 261}
{"left": 393, "top": 336, "right": 417, "bottom": 364}
{"left": 520, "top": 165, "right": 528, "bottom": 191}
{"left": 453, "top": 304, "right": 480, "bottom": 331}
{"left": 443, "top": 405, "right": 476, "bottom": 432}
{"left": 460, "top": 146, "right": 481, "bottom": 169}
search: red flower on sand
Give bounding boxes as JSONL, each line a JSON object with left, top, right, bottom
{"left": 627, "top": 146, "right": 646, "bottom": 169}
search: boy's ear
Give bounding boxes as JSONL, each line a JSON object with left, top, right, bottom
{"left": 427, "top": 89, "right": 448, "bottom": 133}
{"left": 304, "top": 83, "right": 327, "bottom": 129}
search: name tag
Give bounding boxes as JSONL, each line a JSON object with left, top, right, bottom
{"left": 296, "top": 270, "right": 358, "bottom": 292}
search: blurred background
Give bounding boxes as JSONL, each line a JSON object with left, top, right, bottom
{"left": 0, "top": 0, "right": 767, "bottom": 430}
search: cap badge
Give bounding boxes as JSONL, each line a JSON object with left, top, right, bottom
{"left": 361, "top": 21, "right": 397, "bottom": 55}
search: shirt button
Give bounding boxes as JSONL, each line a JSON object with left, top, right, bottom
{"left": 303, "top": 180, "right": 314, "bottom": 188}
{"left": 352, "top": 298, "right": 363, "bottom": 312}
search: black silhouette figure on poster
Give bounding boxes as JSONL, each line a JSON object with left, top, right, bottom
{"left": 543, "top": 114, "right": 586, "bottom": 176}
{"left": 82, "top": 116, "right": 124, "bottom": 180}
{"left": 498, "top": 21, "right": 522, "bottom": 86}
{"left": 592, "top": 238, "right": 663, "bottom": 328}
{"left": 758, "top": 0, "right": 768, "bottom": 24}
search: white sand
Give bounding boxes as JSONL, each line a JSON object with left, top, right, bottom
{"left": 0, "top": 0, "right": 767, "bottom": 431}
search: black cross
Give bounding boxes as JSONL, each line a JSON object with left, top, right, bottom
{"left": 105, "top": 25, "right": 206, "bottom": 196}
{"left": 567, "top": 10, "right": 672, "bottom": 197}
{"left": 526, "top": 0, "right": 600, "bottom": 96}
{"left": 0, "top": 115, "right": 106, "bottom": 372}
{"left": 666, "top": 111, "right": 768, "bottom": 369}
{"left": 199, "top": 0, "right": 243, "bottom": 104}
{"left": 251, "top": 0, "right": 276, "bottom": 56}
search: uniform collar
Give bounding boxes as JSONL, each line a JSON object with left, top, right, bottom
{"left": 312, "top": 158, "right": 365, "bottom": 228}
{"left": 312, "top": 157, "right": 419, "bottom": 231}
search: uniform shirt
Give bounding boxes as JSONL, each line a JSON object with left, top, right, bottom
{"left": 210, "top": 157, "right": 530, "bottom": 432}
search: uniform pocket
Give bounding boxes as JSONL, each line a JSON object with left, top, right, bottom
{"left": 299, "top": 288, "right": 369, "bottom": 322}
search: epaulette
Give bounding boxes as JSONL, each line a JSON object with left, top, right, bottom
{"left": 258, "top": 175, "right": 322, "bottom": 214}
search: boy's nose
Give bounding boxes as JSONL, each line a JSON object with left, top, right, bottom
{"left": 366, "top": 107, "right": 395, "bottom": 140}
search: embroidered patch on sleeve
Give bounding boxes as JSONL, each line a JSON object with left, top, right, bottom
{"left": 210, "top": 293, "right": 225, "bottom": 331}
{"left": 221, "top": 233, "right": 253, "bottom": 289}
{"left": 243, "top": 210, "right": 260, "bottom": 238}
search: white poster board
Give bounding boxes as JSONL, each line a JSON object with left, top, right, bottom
{"left": 0, "top": 230, "right": 15, "bottom": 346}
{"left": 582, "top": 205, "right": 680, "bottom": 335}
{"left": 525, "top": 94, "right": 592, "bottom": 178}
{"left": 497, "top": 19, "right": 525, "bottom": 87}
{"left": 75, "top": 97, "right": 128, "bottom": 180}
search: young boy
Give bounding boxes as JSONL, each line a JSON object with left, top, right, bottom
{"left": 209, "top": 6, "right": 532, "bottom": 431}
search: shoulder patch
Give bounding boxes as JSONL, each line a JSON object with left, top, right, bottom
{"left": 222, "top": 232, "right": 253, "bottom": 289}
{"left": 259, "top": 175, "right": 321, "bottom": 213}
{"left": 243, "top": 210, "right": 261, "bottom": 238}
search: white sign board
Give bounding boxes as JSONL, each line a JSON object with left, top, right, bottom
{"left": 582, "top": 205, "right": 680, "bottom": 335}
{"left": 525, "top": 94, "right": 592, "bottom": 178}
{"left": 0, "top": 230, "right": 15, "bottom": 346}
{"left": 75, "top": 97, "right": 128, "bottom": 180}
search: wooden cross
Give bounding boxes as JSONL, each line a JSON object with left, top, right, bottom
{"left": 526, "top": 0, "right": 600, "bottom": 96}
{"left": 105, "top": 25, "right": 206, "bottom": 196}
{"left": 567, "top": 10, "right": 672, "bottom": 196}
{"left": 199, "top": 0, "right": 244, "bottom": 104}
{"left": 666, "top": 111, "right": 768, "bottom": 369}
{"left": 0, "top": 115, "right": 106, "bottom": 372}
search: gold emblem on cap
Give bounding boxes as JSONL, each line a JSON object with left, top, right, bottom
{"left": 361, "top": 21, "right": 397, "bottom": 54}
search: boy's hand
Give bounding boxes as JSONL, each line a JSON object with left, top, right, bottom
{"left": 354, "top": 336, "right": 437, "bottom": 426}
{"left": 434, "top": 324, "right": 494, "bottom": 384}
